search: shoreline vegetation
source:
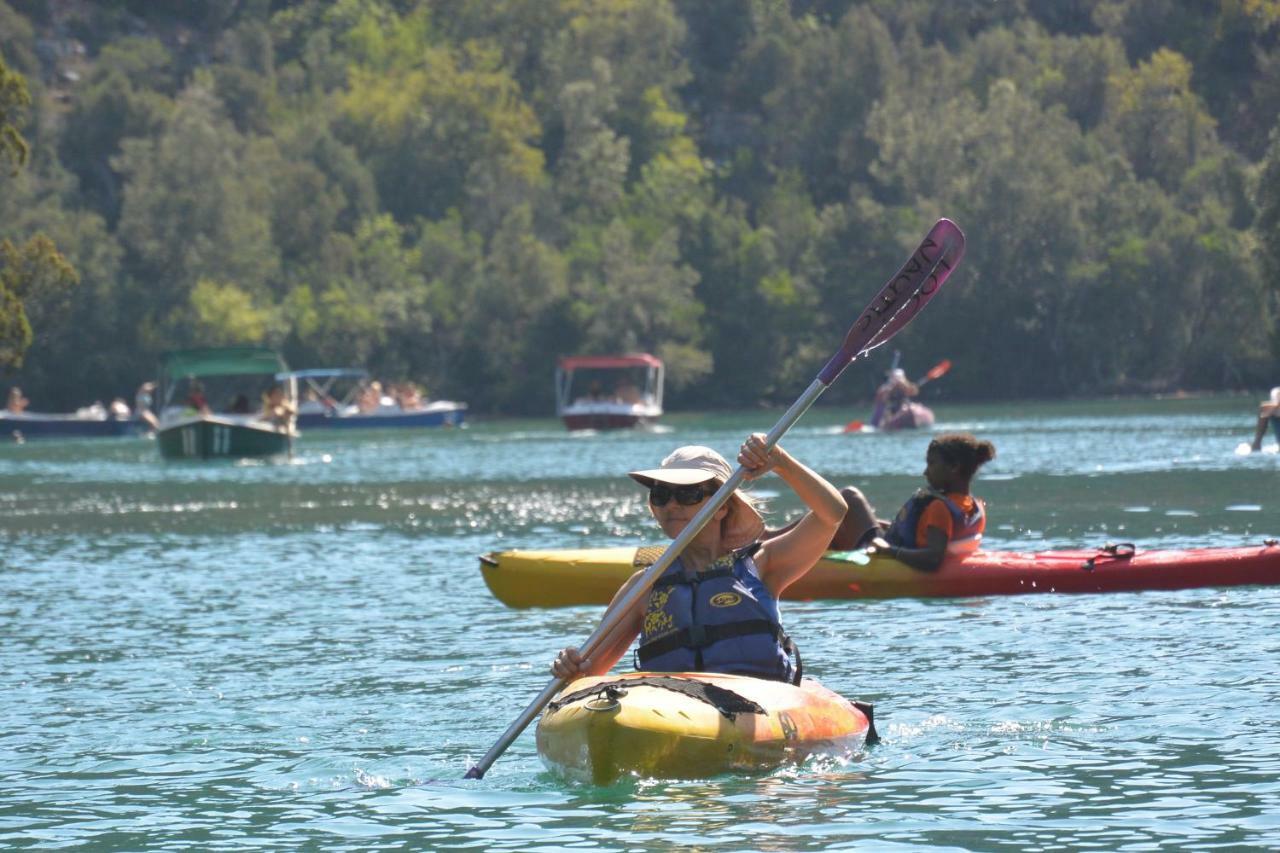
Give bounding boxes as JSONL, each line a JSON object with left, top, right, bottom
{"left": 1, "top": 1, "right": 1278, "bottom": 414}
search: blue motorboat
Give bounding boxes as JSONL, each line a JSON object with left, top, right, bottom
{"left": 282, "top": 369, "right": 467, "bottom": 430}
{"left": 0, "top": 407, "right": 144, "bottom": 439}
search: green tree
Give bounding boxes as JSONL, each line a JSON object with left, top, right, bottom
{"left": 570, "top": 218, "right": 707, "bottom": 390}
{"left": 452, "top": 204, "right": 569, "bottom": 412}
{"left": 114, "top": 75, "right": 280, "bottom": 350}
{"left": 0, "top": 236, "right": 79, "bottom": 370}
{"left": 336, "top": 7, "right": 545, "bottom": 229}
{"left": 0, "top": 52, "right": 82, "bottom": 376}
{"left": 1256, "top": 120, "right": 1280, "bottom": 358}
{"left": 1101, "top": 48, "right": 1220, "bottom": 190}
{"left": 0, "top": 50, "right": 30, "bottom": 174}
{"left": 553, "top": 60, "right": 630, "bottom": 221}
{"left": 543, "top": 0, "right": 692, "bottom": 175}
{"left": 57, "top": 38, "right": 176, "bottom": 222}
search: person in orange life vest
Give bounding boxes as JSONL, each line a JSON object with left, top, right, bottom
{"left": 550, "top": 435, "right": 847, "bottom": 684}
{"left": 763, "top": 434, "right": 994, "bottom": 570}
{"left": 853, "top": 432, "right": 995, "bottom": 571}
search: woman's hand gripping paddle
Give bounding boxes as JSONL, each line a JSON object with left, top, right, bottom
{"left": 464, "top": 218, "right": 966, "bottom": 780}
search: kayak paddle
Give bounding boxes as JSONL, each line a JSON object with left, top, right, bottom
{"left": 917, "top": 358, "right": 952, "bottom": 386}
{"left": 464, "top": 217, "right": 967, "bottom": 780}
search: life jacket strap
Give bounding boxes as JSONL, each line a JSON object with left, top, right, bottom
{"left": 651, "top": 564, "right": 735, "bottom": 589}
{"left": 638, "top": 618, "right": 779, "bottom": 660}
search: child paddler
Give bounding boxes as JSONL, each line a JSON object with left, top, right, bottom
{"left": 550, "top": 435, "right": 846, "bottom": 685}
{"left": 828, "top": 432, "right": 995, "bottom": 571}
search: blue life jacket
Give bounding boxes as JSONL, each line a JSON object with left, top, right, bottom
{"left": 884, "top": 489, "right": 985, "bottom": 554}
{"left": 635, "top": 545, "right": 799, "bottom": 684}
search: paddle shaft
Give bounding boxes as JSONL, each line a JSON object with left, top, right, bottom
{"left": 464, "top": 218, "right": 966, "bottom": 780}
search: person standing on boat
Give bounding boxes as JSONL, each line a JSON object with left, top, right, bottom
{"left": 551, "top": 437, "right": 846, "bottom": 685}
{"left": 1249, "top": 387, "right": 1280, "bottom": 451}
{"left": 134, "top": 381, "right": 159, "bottom": 431}
{"left": 261, "top": 385, "right": 296, "bottom": 428}
{"left": 6, "top": 386, "right": 29, "bottom": 413}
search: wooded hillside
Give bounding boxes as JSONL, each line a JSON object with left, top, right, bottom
{"left": 2, "top": 0, "right": 1278, "bottom": 412}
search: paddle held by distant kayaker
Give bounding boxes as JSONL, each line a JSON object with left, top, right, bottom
{"left": 550, "top": 435, "right": 846, "bottom": 685}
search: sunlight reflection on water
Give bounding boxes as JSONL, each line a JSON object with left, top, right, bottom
{"left": 2, "top": 398, "right": 1279, "bottom": 848}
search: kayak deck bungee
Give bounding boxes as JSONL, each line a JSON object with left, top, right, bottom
{"left": 479, "top": 541, "right": 1280, "bottom": 607}
{"left": 535, "top": 672, "right": 876, "bottom": 785}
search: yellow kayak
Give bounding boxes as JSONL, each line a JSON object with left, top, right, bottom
{"left": 536, "top": 671, "right": 876, "bottom": 785}
{"left": 478, "top": 545, "right": 911, "bottom": 608}
{"left": 480, "top": 542, "right": 1280, "bottom": 606}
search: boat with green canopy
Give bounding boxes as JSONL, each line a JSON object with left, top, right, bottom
{"left": 155, "top": 347, "right": 297, "bottom": 460}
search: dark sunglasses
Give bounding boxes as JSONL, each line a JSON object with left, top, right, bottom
{"left": 648, "top": 482, "right": 714, "bottom": 507}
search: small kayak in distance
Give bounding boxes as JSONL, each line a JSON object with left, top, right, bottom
{"left": 536, "top": 672, "right": 876, "bottom": 785}
{"left": 478, "top": 541, "right": 1280, "bottom": 607}
{"left": 873, "top": 401, "right": 934, "bottom": 431}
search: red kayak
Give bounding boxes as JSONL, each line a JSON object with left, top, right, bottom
{"left": 479, "top": 541, "right": 1280, "bottom": 607}
{"left": 801, "top": 542, "right": 1280, "bottom": 599}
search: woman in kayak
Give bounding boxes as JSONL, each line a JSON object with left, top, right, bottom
{"left": 827, "top": 432, "right": 995, "bottom": 571}
{"left": 551, "top": 435, "right": 846, "bottom": 685}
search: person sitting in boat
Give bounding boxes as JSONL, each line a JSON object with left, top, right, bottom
{"left": 574, "top": 380, "right": 607, "bottom": 405}
{"left": 615, "top": 378, "right": 642, "bottom": 406}
{"left": 550, "top": 436, "right": 846, "bottom": 686}
{"left": 185, "top": 380, "right": 210, "bottom": 414}
{"left": 261, "top": 385, "right": 296, "bottom": 427}
{"left": 874, "top": 368, "right": 919, "bottom": 416}
{"left": 1249, "top": 386, "right": 1280, "bottom": 451}
{"left": 825, "top": 432, "right": 995, "bottom": 572}
{"left": 109, "top": 398, "right": 131, "bottom": 419}
{"left": 6, "top": 386, "right": 29, "bottom": 413}
{"left": 395, "top": 382, "right": 424, "bottom": 411}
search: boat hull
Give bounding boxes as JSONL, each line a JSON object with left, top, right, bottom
{"left": 480, "top": 542, "right": 1280, "bottom": 607}
{"left": 296, "top": 405, "right": 465, "bottom": 430}
{"left": 560, "top": 412, "right": 653, "bottom": 431}
{"left": 0, "top": 412, "right": 142, "bottom": 439}
{"left": 873, "top": 401, "right": 935, "bottom": 431}
{"left": 156, "top": 417, "right": 293, "bottom": 460}
{"left": 536, "top": 672, "right": 874, "bottom": 785}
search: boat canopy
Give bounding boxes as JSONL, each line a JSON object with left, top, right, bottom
{"left": 557, "top": 354, "right": 663, "bottom": 371}
{"left": 162, "top": 347, "right": 289, "bottom": 379}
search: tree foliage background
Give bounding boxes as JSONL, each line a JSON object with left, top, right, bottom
{"left": 1, "top": 0, "right": 1278, "bottom": 413}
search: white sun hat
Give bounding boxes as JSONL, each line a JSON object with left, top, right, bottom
{"left": 628, "top": 445, "right": 765, "bottom": 549}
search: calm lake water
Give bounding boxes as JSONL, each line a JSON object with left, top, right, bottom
{"left": 3, "top": 395, "right": 1279, "bottom": 850}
